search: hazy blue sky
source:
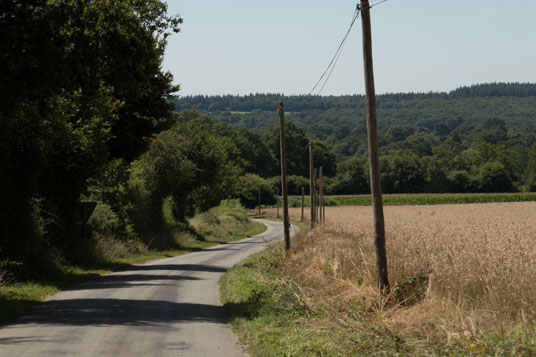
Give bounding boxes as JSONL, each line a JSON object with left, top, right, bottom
{"left": 163, "top": 0, "right": 536, "bottom": 96}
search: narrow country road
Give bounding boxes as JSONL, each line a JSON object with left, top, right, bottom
{"left": 0, "top": 219, "right": 295, "bottom": 356}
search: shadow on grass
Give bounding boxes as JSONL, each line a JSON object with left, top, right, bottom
{"left": 223, "top": 300, "right": 263, "bottom": 322}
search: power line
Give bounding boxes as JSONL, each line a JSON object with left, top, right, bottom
{"left": 308, "top": 5, "right": 360, "bottom": 95}
{"left": 370, "top": 0, "right": 388, "bottom": 8}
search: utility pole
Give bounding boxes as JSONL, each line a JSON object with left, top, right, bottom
{"left": 360, "top": 0, "right": 389, "bottom": 294}
{"left": 309, "top": 141, "right": 314, "bottom": 228}
{"left": 313, "top": 168, "right": 318, "bottom": 224}
{"left": 278, "top": 101, "right": 291, "bottom": 251}
{"left": 276, "top": 187, "right": 279, "bottom": 218}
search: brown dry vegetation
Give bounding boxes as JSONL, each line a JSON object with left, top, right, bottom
{"left": 268, "top": 202, "right": 536, "bottom": 342}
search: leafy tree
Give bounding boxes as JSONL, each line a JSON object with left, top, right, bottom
{"left": 234, "top": 127, "right": 278, "bottom": 178}
{"left": 477, "top": 162, "right": 514, "bottom": 192}
{"left": 0, "top": 0, "right": 181, "bottom": 262}
{"left": 477, "top": 118, "right": 507, "bottom": 144}
{"left": 384, "top": 125, "right": 415, "bottom": 143}
{"left": 128, "top": 114, "right": 241, "bottom": 244}
{"left": 235, "top": 174, "right": 277, "bottom": 208}
{"left": 447, "top": 170, "right": 475, "bottom": 193}
{"left": 265, "top": 121, "right": 336, "bottom": 178}
{"left": 328, "top": 157, "right": 369, "bottom": 195}
{"left": 265, "top": 121, "right": 310, "bottom": 177}
{"left": 380, "top": 151, "right": 426, "bottom": 193}
{"left": 421, "top": 156, "right": 449, "bottom": 193}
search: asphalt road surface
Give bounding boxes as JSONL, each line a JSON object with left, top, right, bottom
{"left": 0, "top": 219, "right": 295, "bottom": 356}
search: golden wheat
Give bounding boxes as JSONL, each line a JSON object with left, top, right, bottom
{"left": 277, "top": 202, "right": 536, "bottom": 337}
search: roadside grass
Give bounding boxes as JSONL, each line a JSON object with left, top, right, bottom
{"left": 221, "top": 204, "right": 536, "bottom": 356}
{"left": 0, "top": 200, "right": 266, "bottom": 323}
{"left": 284, "top": 192, "right": 536, "bottom": 207}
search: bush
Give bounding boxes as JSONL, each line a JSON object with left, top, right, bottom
{"left": 235, "top": 174, "right": 276, "bottom": 209}
{"left": 190, "top": 199, "right": 250, "bottom": 238}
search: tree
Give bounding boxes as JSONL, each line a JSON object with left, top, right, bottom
{"left": 329, "top": 157, "right": 369, "bottom": 195}
{"left": 235, "top": 174, "right": 276, "bottom": 208}
{"left": 234, "top": 127, "right": 278, "bottom": 178}
{"left": 0, "top": 0, "right": 181, "bottom": 262}
{"left": 128, "top": 115, "right": 241, "bottom": 244}
{"left": 265, "top": 121, "right": 310, "bottom": 177}
{"left": 478, "top": 161, "right": 514, "bottom": 192}
{"left": 380, "top": 151, "right": 426, "bottom": 193}
{"left": 265, "top": 121, "right": 336, "bottom": 177}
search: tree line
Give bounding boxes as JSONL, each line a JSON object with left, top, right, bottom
{"left": 172, "top": 82, "right": 536, "bottom": 112}
{"left": 172, "top": 87, "right": 536, "bottom": 196}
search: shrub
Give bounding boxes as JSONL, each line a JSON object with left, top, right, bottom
{"left": 235, "top": 174, "right": 276, "bottom": 209}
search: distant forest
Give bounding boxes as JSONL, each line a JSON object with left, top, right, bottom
{"left": 172, "top": 83, "right": 536, "bottom": 194}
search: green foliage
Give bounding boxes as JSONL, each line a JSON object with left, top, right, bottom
{"left": 328, "top": 157, "right": 369, "bottom": 195}
{"left": 265, "top": 121, "right": 310, "bottom": 177}
{"left": 235, "top": 174, "right": 277, "bottom": 209}
{"left": 312, "top": 193, "right": 536, "bottom": 206}
{"left": 0, "top": 0, "right": 180, "bottom": 265}
{"left": 478, "top": 161, "right": 514, "bottom": 193}
{"left": 124, "top": 112, "right": 241, "bottom": 245}
{"left": 173, "top": 85, "right": 536, "bottom": 194}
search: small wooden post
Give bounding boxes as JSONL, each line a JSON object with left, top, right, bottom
{"left": 301, "top": 187, "right": 305, "bottom": 222}
{"left": 360, "top": 0, "right": 389, "bottom": 294}
{"left": 309, "top": 141, "right": 314, "bottom": 228}
{"left": 278, "top": 101, "right": 291, "bottom": 251}
{"left": 258, "top": 186, "right": 261, "bottom": 216}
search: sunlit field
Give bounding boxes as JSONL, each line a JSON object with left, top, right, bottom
{"left": 273, "top": 203, "right": 536, "bottom": 338}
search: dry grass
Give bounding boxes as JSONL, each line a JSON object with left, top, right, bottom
{"left": 273, "top": 202, "right": 536, "bottom": 340}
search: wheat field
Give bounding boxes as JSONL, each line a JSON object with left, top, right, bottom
{"left": 275, "top": 202, "right": 536, "bottom": 337}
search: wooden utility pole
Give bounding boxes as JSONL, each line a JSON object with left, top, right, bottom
{"left": 309, "top": 141, "right": 314, "bottom": 228}
{"left": 301, "top": 187, "right": 305, "bottom": 222}
{"left": 313, "top": 168, "right": 318, "bottom": 224}
{"left": 360, "top": 0, "right": 389, "bottom": 294}
{"left": 276, "top": 187, "right": 279, "bottom": 218}
{"left": 278, "top": 101, "right": 291, "bottom": 251}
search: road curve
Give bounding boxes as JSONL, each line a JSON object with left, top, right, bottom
{"left": 0, "top": 219, "right": 295, "bottom": 356}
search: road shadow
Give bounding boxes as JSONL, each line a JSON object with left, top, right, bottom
{"left": 129, "top": 264, "right": 227, "bottom": 273}
{"left": 11, "top": 299, "right": 227, "bottom": 327}
{"left": 71, "top": 273, "right": 201, "bottom": 291}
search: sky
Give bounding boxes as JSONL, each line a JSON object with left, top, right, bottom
{"left": 162, "top": 0, "right": 536, "bottom": 97}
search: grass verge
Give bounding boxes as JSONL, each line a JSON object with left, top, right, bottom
{"left": 0, "top": 200, "right": 266, "bottom": 323}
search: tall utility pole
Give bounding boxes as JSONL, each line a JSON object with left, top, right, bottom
{"left": 309, "top": 141, "right": 314, "bottom": 228}
{"left": 278, "top": 101, "right": 291, "bottom": 251}
{"left": 276, "top": 187, "right": 279, "bottom": 218}
{"left": 313, "top": 168, "right": 317, "bottom": 226}
{"left": 360, "top": 0, "right": 389, "bottom": 294}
